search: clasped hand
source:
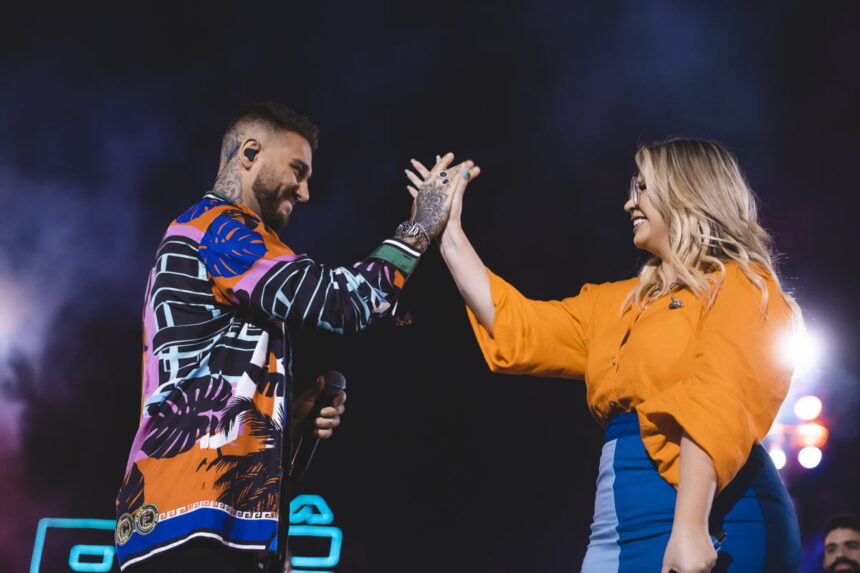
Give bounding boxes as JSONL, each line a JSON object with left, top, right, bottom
{"left": 401, "top": 152, "right": 481, "bottom": 247}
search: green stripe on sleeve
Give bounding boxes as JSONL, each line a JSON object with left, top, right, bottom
{"left": 369, "top": 243, "right": 419, "bottom": 275}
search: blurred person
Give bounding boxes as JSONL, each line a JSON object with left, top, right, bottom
{"left": 115, "top": 102, "right": 474, "bottom": 572}
{"left": 823, "top": 515, "right": 860, "bottom": 572}
{"left": 409, "top": 139, "right": 802, "bottom": 572}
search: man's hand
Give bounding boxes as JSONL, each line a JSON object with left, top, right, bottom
{"left": 399, "top": 153, "right": 480, "bottom": 248}
{"left": 292, "top": 375, "right": 347, "bottom": 440}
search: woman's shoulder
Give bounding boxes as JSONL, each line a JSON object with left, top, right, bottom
{"left": 714, "top": 261, "right": 793, "bottom": 317}
{"left": 564, "top": 276, "right": 638, "bottom": 306}
{"left": 718, "top": 260, "right": 780, "bottom": 291}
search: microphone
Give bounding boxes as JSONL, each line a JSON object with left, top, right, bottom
{"left": 290, "top": 371, "right": 346, "bottom": 482}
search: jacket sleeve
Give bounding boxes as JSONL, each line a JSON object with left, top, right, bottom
{"left": 466, "top": 268, "right": 597, "bottom": 380}
{"left": 636, "top": 265, "right": 795, "bottom": 491}
{"left": 201, "top": 207, "right": 419, "bottom": 334}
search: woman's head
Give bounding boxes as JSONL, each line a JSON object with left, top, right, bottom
{"left": 624, "top": 172, "right": 671, "bottom": 259}
{"left": 622, "top": 137, "right": 797, "bottom": 315}
{"left": 627, "top": 138, "right": 769, "bottom": 265}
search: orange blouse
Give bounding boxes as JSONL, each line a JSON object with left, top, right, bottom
{"left": 466, "top": 262, "right": 795, "bottom": 491}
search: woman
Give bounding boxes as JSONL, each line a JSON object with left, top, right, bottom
{"left": 407, "top": 139, "right": 802, "bottom": 572}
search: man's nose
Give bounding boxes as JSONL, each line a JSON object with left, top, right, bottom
{"left": 296, "top": 182, "right": 310, "bottom": 203}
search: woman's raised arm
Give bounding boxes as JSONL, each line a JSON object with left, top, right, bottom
{"left": 406, "top": 158, "right": 495, "bottom": 334}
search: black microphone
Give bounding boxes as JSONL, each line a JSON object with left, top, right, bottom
{"left": 290, "top": 370, "right": 346, "bottom": 482}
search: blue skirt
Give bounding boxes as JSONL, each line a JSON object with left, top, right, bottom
{"left": 581, "top": 412, "right": 801, "bottom": 572}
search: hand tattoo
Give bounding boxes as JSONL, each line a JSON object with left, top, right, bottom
{"left": 411, "top": 169, "right": 455, "bottom": 239}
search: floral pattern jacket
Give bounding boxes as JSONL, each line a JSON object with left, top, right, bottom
{"left": 115, "top": 192, "right": 420, "bottom": 569}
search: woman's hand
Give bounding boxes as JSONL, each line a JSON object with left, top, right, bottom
{"left": 661, "top": 527, "right": 717, "bottom": 573}
{"left": 663, "top": 432, "right": 719, "bottom": 573}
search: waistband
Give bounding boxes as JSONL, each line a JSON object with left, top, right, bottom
{"left": 605, "top": 411, "right": 640, "bottom": 442}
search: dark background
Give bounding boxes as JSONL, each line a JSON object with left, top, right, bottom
{"left": 1, "top": 2, "right": 858, "bottom": 572}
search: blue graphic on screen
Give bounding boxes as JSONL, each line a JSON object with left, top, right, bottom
{"left": 30, "top": 495, "right": 343, "bottom": 573}
{"left": 289, "top": 495, "right": 343, "bottom": 572}
{"left": 30, "top": 518, "right": 116, "bottom": 573}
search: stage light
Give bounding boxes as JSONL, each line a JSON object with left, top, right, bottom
{"left": 798, "top": 446, "right": 823, "bottom": 469}
{"left": 780, "top": 329, "right": 823, "bottom": 376}
{"left": 794, "top": 395, "right": 823, "bottom": 421}
{"left": 795, "top": 422, "right": 829, "bottom": 448}
{"left": 769, "top": 447, "right": 787, "bottom": 470}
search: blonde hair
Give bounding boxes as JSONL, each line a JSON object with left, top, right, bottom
{"left": 622, "top": 138, "right": 800, "bottom": 322}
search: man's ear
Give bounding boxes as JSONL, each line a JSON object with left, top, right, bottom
{"left": 240, "top": 139, "right": 261, "bottom": 168}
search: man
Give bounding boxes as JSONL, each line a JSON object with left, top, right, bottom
{"left": 115, "top": 102, "right": 474, "bottom": 572}
{"left": 824, "top": 515, "right": 860, "bottom": 573}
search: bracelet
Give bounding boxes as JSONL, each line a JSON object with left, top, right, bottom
{"left": 394, "top": 220, "right": 431, "bottom": 243}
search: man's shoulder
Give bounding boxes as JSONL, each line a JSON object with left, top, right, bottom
{"left": 162, "top": 194, "right": 298, "bottom": 261}
{"left": 164, "top": 195, "right": 269, "bottom": 241}
{"left": 153, "top": 196, "right": 246, "bottom": 253}
{"left": 173, "top": 195, "right": 249, "bottom": 228}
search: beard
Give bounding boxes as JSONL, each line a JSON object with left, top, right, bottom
{"left": 252, "top": 162, "right": 298, "bottom": 231}
{"left": 828, "top": 558, "right": 860, "bottom": 573}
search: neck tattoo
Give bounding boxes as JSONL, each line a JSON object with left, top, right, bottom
{"left": 213, "top": 133, "right": 245, "bottom": 202}
{"left": 213, "top": 160, "right": 243, "bottom": 202}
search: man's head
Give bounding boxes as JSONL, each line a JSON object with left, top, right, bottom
{"left": 216, "top": 102, "right": 319, "bottom": 230}
{"left": 824, "top": 515, "right": 860, "bottom": 572}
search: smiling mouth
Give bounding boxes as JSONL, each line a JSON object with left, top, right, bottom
{"left": 632, "top": 217, "right": 646, "bottom": 229}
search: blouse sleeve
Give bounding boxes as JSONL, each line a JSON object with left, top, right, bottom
{"left": 636, "top": 265, "right": 795, "bottom": 491}
{"left": 466, "top": 268, "right": 598, "bottom": 380}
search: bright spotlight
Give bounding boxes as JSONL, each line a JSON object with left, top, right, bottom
{"left": 795, "top": 422, "right": 829, "bottom": 448}
{"left": 797, "top": 446, "right": 823, "bottom": 469}
{"left": 769, "top": 447, "right": 787, "bottom": 470}
{"left": 794, "top": 395, "right": 823, "bottom": 421}
{"left": 780, "top": 329, "right": 823, "bottom": 376}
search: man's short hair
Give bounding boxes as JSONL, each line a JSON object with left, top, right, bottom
{"left": 825, "top": 515, "right": 860, "bottom": 537}
{"left": 225, "top": 102, "right": 319, "bottom": 150}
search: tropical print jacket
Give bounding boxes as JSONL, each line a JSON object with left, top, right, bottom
{"left": 115, "top": 192, "right": 420, "bottom": 569}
